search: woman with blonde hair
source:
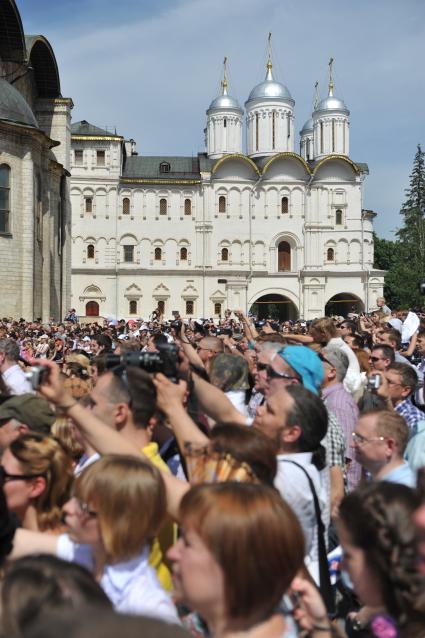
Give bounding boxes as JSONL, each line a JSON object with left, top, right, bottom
{"left": 1, "top": 432, "right": 73, "bottom": 533}
{"left": 10, "top": 455, "right": 179, "bottom": 622}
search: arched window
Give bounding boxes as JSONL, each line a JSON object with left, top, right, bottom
{"left": 157, "top": 300, "right": 165, "bottom": 314}
{"left": 129, "top": 300, "right": 137, "bottom": 315}
{"left": 85, "top": 301, "right": 99, "bottom": 316}
{"left": 87, "top": 244, "right": 95, "bottom": 259}
{"left": 159, "top": 198, "right": 167, "bottom": 215}
{"left": 123, "top": 245, "right": 134, "bottom": 262}
{"left": 123, "top": 197, "right": 130, "bottom": 215}
{"left": 335, "top": 209, "right": 343, "bottom": 225}
{"left": 186, "top": 300, "right": 194, "bottom": 315}
{"left": 278, "top": 241, "right": 291, "bottom": 271}
{"left": 0, "top": 165, "right": 11, "bottom": 233}
{"left": 85, "top": 197, "right": 93, "bottom": 213}
{"left": 221, "top": 247, "right": 229, "bottom": 262}
{"left": 214, "top": 303, "right": 222, "bottom": 316}
{"left": 327, "top": 247, "right": 335, "bottom": 262}
{"left": 184, "top": 199, "right": 192, "bottom": 215}
{"left": 180, "top": 247, "right": 188, "bottom": 261}
{"left": 281, "top": 196, "right": 289, "bottom": 214}
{"left": 159, "top": 162, "right": 170, "bottom": 173}
{"left": 154, "top": 247, "right": 162, "bottom": 261}
{"left": 218, "top": 196, "right": 226, "bottom": 213}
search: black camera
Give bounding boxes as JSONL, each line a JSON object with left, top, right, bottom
{"left": 216, "top": 327, "right": 232, "bottom": 336}
{"left": 170, "top": 320, "right": 182, "bottom": 332}
{"left": 255, "top": 320, "right": 266, "bottom": 329}
{"left": 105, "top": 343, "right": 179, "bottom": 382}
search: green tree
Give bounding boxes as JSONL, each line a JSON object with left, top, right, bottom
{"left": 396, "top": 144, "right": 425, "bottom": 306}
{"left": 373, "top": 233, "right": 405, "bottom": 307}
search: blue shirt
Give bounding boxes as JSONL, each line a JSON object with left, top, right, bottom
{"left": 381, "top": 461, "right": 416, "bottom": 488}
{"left": 396, "top": 398, "right": 425, "bottom": 436}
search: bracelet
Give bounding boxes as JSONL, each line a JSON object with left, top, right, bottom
{"left": 312, "top": 624, "right": 332, "bottom": 632}
{"left": 57, "top": 399, "right": 78, "bottom": 411}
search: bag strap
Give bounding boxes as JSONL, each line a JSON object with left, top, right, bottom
{"left": 280, "top": 459, "right": 334, "bottom": 615}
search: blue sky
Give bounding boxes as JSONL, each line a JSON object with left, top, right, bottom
{"left": 18, "top": 0, "right": 425, "bottom": 239}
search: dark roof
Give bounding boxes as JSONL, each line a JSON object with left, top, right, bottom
{"left": 71, "top": 120, "right": 120, "bottom": 137}
{"left": 0, "top": 77, "right": 38, "bottom": 128}
{"left": 122, "top": 155, "right": 206, "bottom": 180}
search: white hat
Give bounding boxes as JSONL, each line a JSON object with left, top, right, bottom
{"left": 40, "top": 334, "right": 48, "bottom": 339}
{"left": 82, "top": 336, "right": 91, "bottom": 342}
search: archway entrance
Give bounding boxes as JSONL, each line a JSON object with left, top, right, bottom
{"left": 85, "top": 301, "right": 99, "bottom": 316}
{"left": 250, "top": 294, "right": 298, "bottom": 321}
{"left": 325, "top": 293, "right": 364, "bottom": 318}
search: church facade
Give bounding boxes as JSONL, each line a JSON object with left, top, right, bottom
{"left": 70, "top": 57, "right": 384, "bottom": 321}
{"left": 0, "top": 0, "right": 72, "bottom": 320}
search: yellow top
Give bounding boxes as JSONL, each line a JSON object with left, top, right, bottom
{"left": 143, "top": 442, "right": 176, "bottom": 591}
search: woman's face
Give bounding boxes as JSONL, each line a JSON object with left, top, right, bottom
{"left": 338, "top": 521, "right": 384, "bottom": 607}
{"left": 62, "top": 496, "right": 101, "bottom": 548}
{"left": 1, "top": 448, "right": 40, "bottom": 518}
{"left": 167, "top": 526, "right": 226, "bottom": 617}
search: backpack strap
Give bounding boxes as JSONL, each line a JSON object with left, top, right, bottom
{"left": 280, "top": 459, "right": 334, "bottom": 615}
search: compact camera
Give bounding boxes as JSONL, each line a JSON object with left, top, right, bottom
{"left": 24, "top": 365, "right": 48, "bottom": 390}
{"left": 367, "top": 374, "right": 381, "bottom": 391}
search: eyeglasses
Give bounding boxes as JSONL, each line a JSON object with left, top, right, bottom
{"left": 351, "top": 432, "right": 386, "bottom": 445}
{"left": 73, "top": 496, "right": 98, "bottom": 519}
{"left": 0, "top": 465, "right": 46, "bottom": 485}
{"left": 369, "top": 356, "right": 384, "bottom": 362}
{"left": 256, "top": 362, "right": 299, "bottom": 381}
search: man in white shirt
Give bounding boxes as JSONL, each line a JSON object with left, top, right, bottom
{"left": 0, "top": 339, "right": 32, "bottom": 395}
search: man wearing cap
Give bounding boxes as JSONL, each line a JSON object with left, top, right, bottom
{"left": 0, "top": 339, "right": 32, "bottom": 395}
{"left": 0, "top": 394, "right": 55, "bottom": 450}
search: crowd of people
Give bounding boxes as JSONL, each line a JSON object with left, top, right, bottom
{"left": 0, "top": 297, "right": 424, "bottom": 638}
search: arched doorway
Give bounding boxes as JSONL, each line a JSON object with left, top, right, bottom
{"left": 325, "top": 293, "right": 364, "bottom": 318}
{"left": 250, "top": 294, "right": 298, "bottom": 321}
{"left": 85, "top": 300, "right": 99, "bottom": 316}
{"left": 278, "top": 241, "right": 291, "bottom": 271}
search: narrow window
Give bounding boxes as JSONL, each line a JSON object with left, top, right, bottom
{"left": 327, "top": 247, "right": 335, "bottom": 261}
{"left": 255, "top": 113, "right": 259, "bottom": 151}
{"left": 214, "top": 303, "right": 222, "bottom": 316}
{"left": 155, "top": 247, "right": 162, "bottom": 261}
{"left": 180, "top": 247, "right": 188, "bottom": 260}
{"left": 272, "top": 111, "right": 276, "bottom": 149}
{"left": 159, "top": 198, "right": 167, "bottom": 215}
{"left": 123, "top": 245, "right": 134, "bottom": 262}
{"left": 0, "top": 165, "right": 11, "bottom": 233}
{"left": 85, "top": 197, "right": 93, "bottom": 213}
{"left": 96, "top": 150, "right": 105, "bottom": 166}
{"left": 123, "top": 197, "right": 130, "bottom": 215}
{"left": 278, "top": 241, "right": 291, "bottom": 271}
{"left": 221, "top": 247, "right": 229, "bottom": 261}
{"left": 36, "top": 175, "right": 42, "bottom": 242}
{"left": 343, "top": 123, "right": 346, "bottom": 154}
{"left": 332, "top": 119, "right": 335, "bottom": 152}
{"left": 74, "top": 150, "right": 83, "bottom": 166}
{"left": 335, "top": 209, "right": 343, "bottom": 225}
{"left": 281, "top": 196, "right": 289, "bottom": 214}
{"left": 186, "top": 300, "right": 194, "bottom": 315}
{"left": 157, "top": 300, "right": 165, "bottom": 314}
{"left": 87, "top": 244, "right": 95, "bottom": 259}
{"left": 218, "top": 196, "right": 226, "bottom": 213}
{"left": 85, "top": 301, "right": 99, "bottom": 316}
{"left": 160, "top": 162, "right": 170, "bottom": 173}
{"left": 184, "top": 199, "right": 191, "bottom": 215}
{"left": 320, "top": 122, "right": 324, "bottom": 154}
{"left": 129, "top": 300, "right": 137, "bottom": 315}
{"left": 223, "top": 118, "right": 227, "bottom": 128}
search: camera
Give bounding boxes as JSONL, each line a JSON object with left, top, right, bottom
{"left": 367, "top": 374, "right": 381, "bottom": 391}
{"left": 216, "top": 327, "right": 232, "bottom": 337}
{"left": 170, "top": 320, "right": 182, "bottom": 332}
{"left": 255, "top": 320, "right": 266, "bottom": 329}
{"left": 24, "top": 365, "right": 48, "bottom": 390}
{"left": 105, "top": 342, "right": 179, "bottom": 382}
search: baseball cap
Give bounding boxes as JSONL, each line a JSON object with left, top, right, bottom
{"left": 0, "top": 394, "right": 55, "bottom": 435}
{"left": 277, "top": 345, "right": 324, "bottom": 395}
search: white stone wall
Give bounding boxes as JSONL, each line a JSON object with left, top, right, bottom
{"left": 246, "top": 103, "right": 295, "bottom": 157}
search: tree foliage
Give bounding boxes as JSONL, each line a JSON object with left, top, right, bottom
{"left": 374, "top": 145, "right": 425, "bottom": 309}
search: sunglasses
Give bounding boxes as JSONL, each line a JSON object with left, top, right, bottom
{"left": 0, "top": 465, "right": 45, "bottom": 485}
{"left": 256, "top": 362, "right": 299, "bottom": 381}
{"left": 369, "top": 356, "right": 384, "bottom": 362}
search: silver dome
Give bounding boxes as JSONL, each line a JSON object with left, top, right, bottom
{"left": 208, "top": 93, "right": 242, "bottom": 112}
{"left": 315, "top": 95, "right": 349, "bottom": 113}
{"left": 300, "top": 117, "right": 313, "bottom": 134}
{"left": 246, "top": 65, "right": 294, "bottom": 104}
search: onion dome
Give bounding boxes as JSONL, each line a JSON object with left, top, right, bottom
{"left": 247, "top": 60, "right": 294, "bottom": 105}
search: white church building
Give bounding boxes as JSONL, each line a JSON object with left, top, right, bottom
{"left": 70, "top": 55, "right": 385, "bottom": 321}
